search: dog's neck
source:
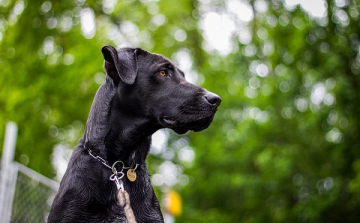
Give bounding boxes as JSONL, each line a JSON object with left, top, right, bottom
{"left": 82, "top": 80, "right": 160, "bottom": 167}
{"left": 104, "top": 117, "right": 154, "bottom": 165}
{"left": 101, "top": 96, "right": 159, "bottom": 166}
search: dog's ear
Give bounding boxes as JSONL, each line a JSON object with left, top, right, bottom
{"left": 101, "top": 45, "right": 138, "bottom": 85}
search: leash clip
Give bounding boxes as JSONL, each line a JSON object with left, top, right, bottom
{"left": 110, "top": 172, "right": 125, "bottom": 192}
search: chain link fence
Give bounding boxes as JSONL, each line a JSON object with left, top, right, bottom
{"left": 0, "top": 161, "right": 59, "bottom": 223}
{"left": 0, "top": 122, "right": 59, "bottom": 223}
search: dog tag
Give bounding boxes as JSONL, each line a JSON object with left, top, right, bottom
{"left": 127, "top": 169, "right": 137, "bottom": 182}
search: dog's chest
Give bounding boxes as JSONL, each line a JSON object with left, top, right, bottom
{"left": 113, "top": 216, "right": 126, "bottom": 223}
{"left": 105, "top": 206, "right": 126, "bottom": 223}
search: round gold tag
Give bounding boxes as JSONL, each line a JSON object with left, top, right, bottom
{"left": 127, "top": 169, "right": 137, "bottom": 182}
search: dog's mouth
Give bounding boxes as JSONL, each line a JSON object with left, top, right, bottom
{"left": 162, "top": 116, "right": 178, "bottom": 126}
{"left": 161, "top": 114, "right": 215, "bottom": 134}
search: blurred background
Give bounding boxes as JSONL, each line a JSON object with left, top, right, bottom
{"left": 0, "top": 0, "right": 360, "bottom": 222}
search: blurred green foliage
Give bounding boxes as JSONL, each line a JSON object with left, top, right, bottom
{"left": 1, "top": 0, "right": 360, "bottom": 222}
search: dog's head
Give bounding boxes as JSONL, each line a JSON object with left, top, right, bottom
{"left": 101, "top": 45, "right": 221, "bottom": 134}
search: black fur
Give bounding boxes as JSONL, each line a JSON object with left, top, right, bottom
{"left": 48, "top": 45, "right": 221, "bottom": 223}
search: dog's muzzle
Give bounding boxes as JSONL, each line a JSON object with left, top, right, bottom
{"left": 161, "top": 92, "right": 221, "bottom": 134}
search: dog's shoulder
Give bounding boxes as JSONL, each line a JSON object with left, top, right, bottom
{"left": 56, "top": 146, "right": 91, "bottom": 196}
{"left": 49, "top": 145, "right": 119, "bottom": 222}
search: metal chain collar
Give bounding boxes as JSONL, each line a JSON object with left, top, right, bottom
{"left": 87, "top": 149, "right": 138, "bottom": 191}
{"left": 87, "top": 149, "right": 137, "bottom": 173}
{"left": 87, "top": 149, "right": 112, "bottom": 169}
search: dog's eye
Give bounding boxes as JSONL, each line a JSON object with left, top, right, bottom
{"left": 159, "top": 71, "right": 167, "bottom": 77}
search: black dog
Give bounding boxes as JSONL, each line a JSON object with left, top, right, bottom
{"left": 48, "top": 45, "right": 221, "bottom": 223}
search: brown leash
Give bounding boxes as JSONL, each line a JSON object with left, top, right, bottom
{"left": 117, "top": 190, "right": 137, "bottom": 223}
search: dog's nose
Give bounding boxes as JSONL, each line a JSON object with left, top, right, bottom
{"left": 204, "top": 92, "right": 221, "bottom": 108}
